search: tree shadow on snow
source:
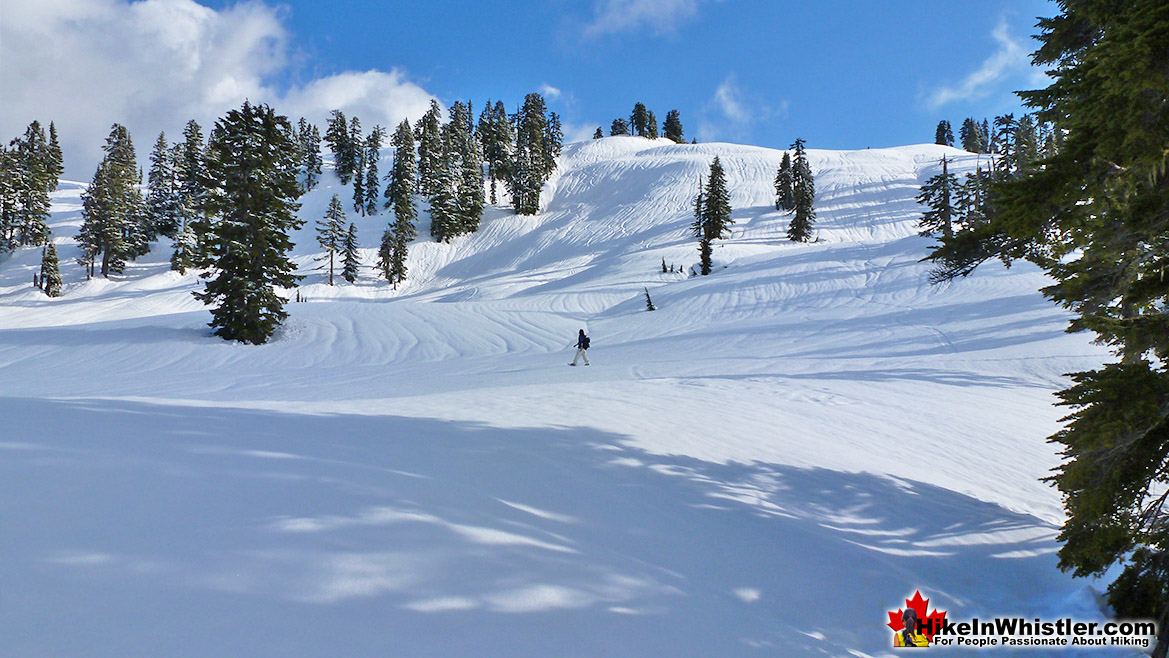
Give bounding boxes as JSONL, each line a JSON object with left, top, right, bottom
{"left": 0, "top": 397, "right": 1111, "bottom": 657}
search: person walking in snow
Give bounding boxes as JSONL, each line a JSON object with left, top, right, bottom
{"left": 569, "top": 329, "right": 590, "bottom": 366}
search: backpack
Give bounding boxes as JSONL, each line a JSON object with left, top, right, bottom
{"left": 582, "top": 335, "right": 590, "bottom": 349}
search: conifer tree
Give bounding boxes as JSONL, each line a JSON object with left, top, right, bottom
{"left": 296, "top": 118, "right": 323, "bottom": 193}
{"left": 992, "top": 113, "right": 1019, "bottom": 174}
{"left": 916, "top": 156, "right": 957, "bottom": 240}
{"left": 341, "top": 223, "right": 359, "bottom": 283}
{"left": 646, "top": 110, "right": 658, "bottom": 139}
{"left": 175, "top": 120, "right": 212, "bottom": 265}
{"left": 508, "top": 93, "right": 555, "bottom": 215}
{"left": 644, "top": 287, "right": 656, "bottom": 311}
{"left": 787, "top": 138, "right": 816, "bottom": 242}
{"left": 543, "top": 112, "right": 563, "bottom": 176}
{"left": 364, "top": 126, "right": 384, "bottom": 216}
{"left": 610, "top": 118, "right": 630, "bottom": 136}
{"left": 693, "top": 158, "right": 733, "bottom": 275}
{"left": 477, "top": 100, "right": 514, "bottom": 205}
{"left": 170, "top": 220, "right": 196, "bottom": 274}
{"left": 774, "top": 152, "right": 794, "bottom": 211}
{"left": 194, "top": 101, "right": 303, "bottom": 344}
{"left": 630, "top": 102, "right": 649, "bottom": 137}
{"left": 663, "top": 110, "right": 684, "bottom": 143}
{"left": 416, "top": 100, "right": 445, "bottom": 196}
{"left": 960, "top": 117, "right": 984, "bottom": 153}
{"left": 981, "top": 118, "right": 992, "bottom": 153}
{"left": 318, "top": 195, "right": 347, "bottom": 285}
{"left": 921, "top": 7, "right": 1169, "bottom": 652}
{"left": 7, "top": 122, "right": 53, "bottom": 248}
{"left": 935, "top": 120, "right": 954, "bottom": 146}
{"left": 380, "top": 121, "right": 417, "bottom": 286}
{"left": 0, "top": 146, "right": 17, "bottom": 251}
{"left": 593, "top": 127, "right": 604, "bottom": 139}
{"left": 324, "top": 110, "right": 355, "bottom": 184}
{"left": 47, "top": 121, "right": 64, "bottom": 185}
{"left": 79, "top": 124, "right": 142, "bottom": 277}
{"left": 145, "top": 132, "right": 182, "bottom": 238}
{"left": 40, "top": 241, "right": 62, "bottom": 297}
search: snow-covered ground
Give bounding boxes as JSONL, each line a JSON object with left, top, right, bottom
{"left": 0, "top": 137, "right": 1125, "bottom": 656}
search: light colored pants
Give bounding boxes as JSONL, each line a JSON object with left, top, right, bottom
{"left": 571, "top": 348, "right": 589, "bottom": 365}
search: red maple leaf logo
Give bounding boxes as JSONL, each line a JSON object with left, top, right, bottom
{"left": 887, "top": 590, "right": 947, "bottom": 641}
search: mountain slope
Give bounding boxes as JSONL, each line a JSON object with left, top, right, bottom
{"left": 0, "top": 137, "right": 1126, "bottom": 657}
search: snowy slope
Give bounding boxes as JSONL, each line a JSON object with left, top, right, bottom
{"left": 0, "top": 137, "right": 1125, "bottom": 656}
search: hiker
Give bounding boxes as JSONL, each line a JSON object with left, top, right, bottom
{"left": 569, "top": 329, "right": 590, "bottom": 366}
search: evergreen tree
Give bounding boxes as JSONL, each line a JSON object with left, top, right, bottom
{"left": 981, "top": 118, "right": 992, "bottom": 153}
{"left": 145, "top": 132, "right": 182, "bottom": 238}
{"left": 931, "top": 7, "right": 1169, "bottom": 653}
{"left": 610, "top": 118, "right": 630, "bottom": 136}
{"left": 630, "top": 102, "right": 649, "bottom": 137}
{"left": 428, "top": 154, "right": 460, "bottom": 242}
{"left": 960, "top": 117, "right": 985, "bottom": 153}
{"left": 47, "top": 121, "right": 64, "bottom": 185}
{"left": 663, "top": 110, "right": 684, "bottom": 143}
{"left": 593, "top": 127, "right": 604, "bottom": 139}
{"left": 175, "top": 120, "right": 212, "bottom": 265}
{"left": 774, "top": 152, "right": 794, "bottom": 211}
{"left": 0, "top": 146, "right": 17, "bottom": 251}
{"left": 40, "top": 241, "right": 62, "bottom": 297}
{"left": 416, "top": 100, "right": 445, "bottom": 196}
{"left": 7, "top": 122, "right": 53, "bottom": 248}
{"left": 194, "top": 101, "right": 303, "bottom": 344}
{"left": 646, "top": 110, "right": 658, "bottom": 139}
{"left": 324, "top": 110, "right": 355, "bottom": 184}
{"left": 477, "top": 100, "right": 514, "bottom": 205}
{"left": 380, "top": 121, "right": 417, "bottom": 287}
{"left": 508, "top": 93, "right": 554, "bottom": 215}
{"left": 318, "top": 195, "right": 347, "bottom": 285}
{"left": 296, "top": 118, "right": 323, "bottom": 193}
{"left": 787, "top": 138, "right": 816, "bottom": 242}
{"left": 341, "top": 223, "right": 359, "bottom": 283}
{"left": 693, "top": 157, "right": 733, "bottom": 275}
{"left": 1014, "top": 114, "right": 1040, "bottom": 175}
{"left": 364, "top": 126, "right": 385, "bottom": 216}
{"left": 992, "top": 113, "right": 1019, "bottom": 174}
{"left": 543, "top": 112, "right": 563, "bottom": 176}
{"left": 170, "top": 219, "right": 196, "bottom": 274}
{"left": 935, "top": 120, "right": 954, "bottom": 146}
{"left": 79, "top": 124, "right": 142, "bottom": 277}
{"left": 644, "top": 287, "right": 656, "bottom": 311}
{"left": 916, "top": 156, "right": 957, "bottom": 240}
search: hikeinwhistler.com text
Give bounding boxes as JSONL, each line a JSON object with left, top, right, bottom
{"left": 921, "top": 617, "right": 1156, "bottom": 649}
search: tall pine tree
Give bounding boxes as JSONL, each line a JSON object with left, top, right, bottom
{"left": 79, "top": 124, "right": 142, "bottom": 277}
{"left": 341, "top": 223, "right": 359, "bottom": 283}
{"left": 317, "top": 195, "right": 347, "bottom": 285}
{"left": 663, "top": 110, "right": 684, "bottom": 143}
{"left": 693, "top": 157, "right": 733, "bottom": 275}
{"left": 916, "top": 156, "right": 957, "bottom": 240}
{"left": 774, "top": 152, "right": 794, "bottom": 211}
{"left": 787, "top": 138, "right": 816, "bottom": 243}
{"left": 40, "top": 241, "right": 62, "bottom": 297}
{"left": 194, "top": 101, "right": 303, "bottom": 344}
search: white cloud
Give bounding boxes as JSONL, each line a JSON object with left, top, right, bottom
{"left": 539, "top": 84, "right": 562, "bottom": 101}
{"left": 925, "top": 19, "right": 1033, "bottom": 110}
{"left": 583, "top": 0, "right": 707, "bottom": 38}
{"left": 0, "top": 0, "right": 437, "bottom": 177}
{"left": 698, "top": 74, "right": 785, "bottom": 143}
{"left": 713, "top": 77, "right": 749, "bottom": 124}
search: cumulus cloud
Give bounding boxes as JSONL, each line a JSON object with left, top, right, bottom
{"left": 583, "top": 0, "right": 708, "bottom": 38}
{"left": 0, "top": 0, "right": 437, "bottom": 177}
{"left": 925, "top": 19, "right": 1033, "bottom": 110}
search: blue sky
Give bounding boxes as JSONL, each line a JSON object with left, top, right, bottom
{"left": 267, "top": 0, "right": 1054, "bottom": 148}
{"left": 1, "top": 0, "right": 1054, "bottom": 176}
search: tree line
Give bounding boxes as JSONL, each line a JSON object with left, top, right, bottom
{"left": 599, "top": 103, "right": 686, "bottom": 143}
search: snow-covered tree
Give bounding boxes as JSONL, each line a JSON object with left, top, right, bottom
{"left": 341, "top": 223, "right": 359, "bottom": 283}
{"left": 318, "top": 195, "right": 347, "bottom": 285}
{"left": 79, "top": 123, "right": 143, "bottom": 277}
{"left": 787, "top": 138, "right": 816, "bottom": 243}
{"left": 916, "top": 156, "right": 957, "bottom": 240}
{"left": 194, "top": 101, "right": 303, "bottom": 344}
{"left": 774, "top": 152, "right": 794, "bottom": 211}
{"left": 40, "top": 241, "right": 62, "bottom": 297}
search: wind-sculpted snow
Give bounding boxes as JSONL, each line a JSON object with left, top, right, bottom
{"left": 0, "top": 138, "right": 1126, "bottom": 656}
